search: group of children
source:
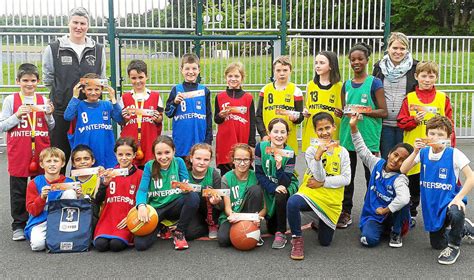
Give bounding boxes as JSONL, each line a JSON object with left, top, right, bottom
{"left": 2, "top": 44, "right": 473, "bottom": 265}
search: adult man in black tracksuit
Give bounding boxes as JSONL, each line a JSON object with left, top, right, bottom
{"left": 42, "top": 7, "right": 106, "bottom": 170}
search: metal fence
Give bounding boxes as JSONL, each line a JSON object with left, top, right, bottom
{"left": 0, "top": 0, "right": 473, "bottom": 139}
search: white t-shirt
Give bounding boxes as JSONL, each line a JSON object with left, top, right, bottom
{"left": 69, "top": 40, "right": 86, "bottom": 59}
{"left": 414, "top": 147, "right": 471, "bottom": 181}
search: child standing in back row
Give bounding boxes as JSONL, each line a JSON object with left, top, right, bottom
{"left": 302, "top": 51, "right": 343, "bottom": 152}
{"left": 120, "top": 60, "right": 164, "bottom": 169}
{"left": 338, "top": 42, "right": 388, "bottom": 228}
{"left": 65, "top": 73, "right": 123, "bottom": 168}
{"left": 256, "top": 56, "right": 304, "bottom": 154}
{"left": 0, "top": 63, "right": 55, "bottom": 241}
{"left": 215, "top": 62, "right": 256, "bottom": 175}
{"left": 165, "top": 53, "right": 213, "bottom": 158}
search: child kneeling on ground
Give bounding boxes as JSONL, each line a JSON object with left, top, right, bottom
{"left": 349, "top": 113, "right": 412, "bottom": 248}
{"left": 24, "top": 148, "right": 80, "bottom": 251}
{"left": 401, "top": 115, "right": 474, "bottom": 265}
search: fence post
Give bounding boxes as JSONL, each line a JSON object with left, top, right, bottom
{"left": 280, "top": 0, "right": 288, "bottom": 55}
{"left": 107, "top": 0, "right": 117, "bottom": 90}
{"left": 194, "top": 0, "right": 204, "bottom": 83}
{"left": 383, "top": 0, "right": 391, "bottom": 50}
{"left": 107, "top": 0, "right": 118, "bottom": 136}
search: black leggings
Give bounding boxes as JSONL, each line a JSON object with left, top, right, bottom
{"left": 94, "top": 238, "right": 128, "bottom": 252}
{"left": 134, "top": 192, "right": 200, "bottom": 251}
{"left": 266, "top": 192, "right": 289, "bottom": 234}
{"left": 218, "top": 185, "right": 264, "bottom": 247}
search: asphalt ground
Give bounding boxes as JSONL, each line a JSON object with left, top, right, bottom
{"left": 1, "top": 141, "right": 473, "bottom": 279}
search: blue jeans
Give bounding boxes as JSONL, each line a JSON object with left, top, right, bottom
{"left": 360, "top": 206, "right": 409, "bottom": 247}
{"left": 287, "top": 195, "right": 335, "bottom": 246}
{"left": 429, "top": 205, "right": 465, "bottom": 249}
{"left": 380, "top": 125, "right": 404, "bottom": 160}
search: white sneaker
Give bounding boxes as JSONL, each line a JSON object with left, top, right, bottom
{"left": 12, "top": 229, "right": 26, "bottom": 241}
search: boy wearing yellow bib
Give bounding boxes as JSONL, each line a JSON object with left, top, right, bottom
{"left": 71, "top": 144, "right": 103, "bottom": 231}
{"left": 287, "top": 112, "right": 351, "bottom": 260}
{"left": 256, "top": 56, "right": 304, "bottom": 154}
{"left": 397, "top": 61, "right": 455, "bottom": 226}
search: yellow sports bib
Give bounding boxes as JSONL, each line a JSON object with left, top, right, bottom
{"left": 262, "top": 82, "right": 300, "bottom": 154}
{"left": 297, "top": 146, "right": 343, "bottom": 225}
{"left": 302, "top": 80, "right": 342, "bottom": 152}
{"left": 75, "top": 174, "right": 100, "bottom": 198}
{"left": 403, "top": 91, "right": 446, "bottom": 175}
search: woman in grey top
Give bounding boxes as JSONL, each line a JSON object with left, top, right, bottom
{"left": 373, "top": 32, "right": 418, "bottom": 159}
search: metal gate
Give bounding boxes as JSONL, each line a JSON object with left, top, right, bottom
{"left": 0, "top": 0, "right": 473, "bottom": 137}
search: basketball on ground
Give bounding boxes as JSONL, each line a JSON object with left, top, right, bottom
{"left": 229, "top": 220, "right": 260, "bottom": 251}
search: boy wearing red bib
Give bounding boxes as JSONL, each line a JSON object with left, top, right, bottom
{"left": 120, "top": 60, "right": 163, "bottom": 168}
{"left": 0, "top": 63, "right": 55, "bottom": 241}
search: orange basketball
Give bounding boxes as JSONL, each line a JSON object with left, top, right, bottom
{"left": 229, "top": 220, "right": 260, "bottom": 251}
{"left": 127, "top": 205, "right": 158, "bottom": 236}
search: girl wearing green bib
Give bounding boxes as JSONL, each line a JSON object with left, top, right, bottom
{"left": 255, "top": 118, "right": 299, "bottom": 249}
{"left": 135, "top": 136, "right": 200, "bottom": 251}
{"left": 186, "top": 143, "right": 223, "bottom": 239}
{"left": 287, "top": 112, "right": 351, "bottom": 260}
{"left": 217, "top": 144, "right": 266, "bottom": 248}
{"left": 338, "top": 42, "right": 388, "bottom": 229}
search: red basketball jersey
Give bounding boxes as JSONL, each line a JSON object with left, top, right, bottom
{"left": 120, "top": 91, "right": 162, "bottom": 166}
{"left": 215, "top": 91, "right": 253, "bottom": 165}
{"left": 94, "top": 167, "right": 143, "bottom": 245}
{"left": 7, "top": 93, "right": 50, "bottom": 177}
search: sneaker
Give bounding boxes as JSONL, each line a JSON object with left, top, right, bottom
{"left": 410, "top": 217, "right": 417, "bottom": 229}
{"left": 389, "top": 232, "right": 403, "bottom": 248}
{"left": 159, "top": 226, "right": 172, "bottom": 240}
{"left": 208, "top": 225, "right": 218, "bottom": 239}
{"left": 438, "top": 245, "right": 460, "bottom": 265}
{"left": 257, "top": 237, "right": 264, "bottom": 247}
{"left": 336, "top": 212, "right": 352, "bottom": 229}
{"left": 272, "top": 232, "right": 287, "bottom": 249}
{"left": 290, "top": 236, "right": 304, "bottom": 260}
{"left": 12, "top": 229, "right": 25, "bottom": 241}
{"left": 173, "top": 230, "right": 189, "bottom": 250}
{"left": 462, "top": 218, "right": 473, "bottom": 243}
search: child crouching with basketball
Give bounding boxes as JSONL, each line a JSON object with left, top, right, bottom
{"left": 287, "top": 112, "right": 351, "bottom": 260}
{"left": 135, "top": 136, "right": 200, "bottom": 251}
{"left": 94, "top": 137, "right": 143, "bottom": 252}
{"left": 24, "top": 148, "right": 79, "bottom": 251}
{"left": 401, "top": 116, "right": 474, "bottom": 265}
{"left": 218, "top": 144, "right": 266, "bottom": 248}
{"left": 350, "top": 113, "right": 413, "bottom": 248}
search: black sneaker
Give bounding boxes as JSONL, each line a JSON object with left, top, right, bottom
{"left": 389, "top": 232, "right": 403, "bottom": 248}
{"left": 438, "top": 245, "right": 460, "bottom": 265}
{"left": 463, "top": 218, "right": 473, "bottom": 243}
{"left": 257, "top": 237, "right": 264, "bottom": 247}
{"left": 410, "top": 217, "right": 416, "bottom": 229}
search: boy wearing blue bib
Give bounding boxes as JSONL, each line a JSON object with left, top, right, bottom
{"left": 165, "top": 53, "right": 212, "bottom": 157}
{"left": 401, "top": 115, "right": 474, "bottom": 265}
{"left": 349, "top": 113, "right": 413, "bottom": 248}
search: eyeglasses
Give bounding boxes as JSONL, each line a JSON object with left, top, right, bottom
{"left": 233, "top": 158, "right": 251, "bottom": 164}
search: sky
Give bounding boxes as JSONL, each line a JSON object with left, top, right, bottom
{"left": 0, "top": 0, "right": 167, "bottom": 18}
